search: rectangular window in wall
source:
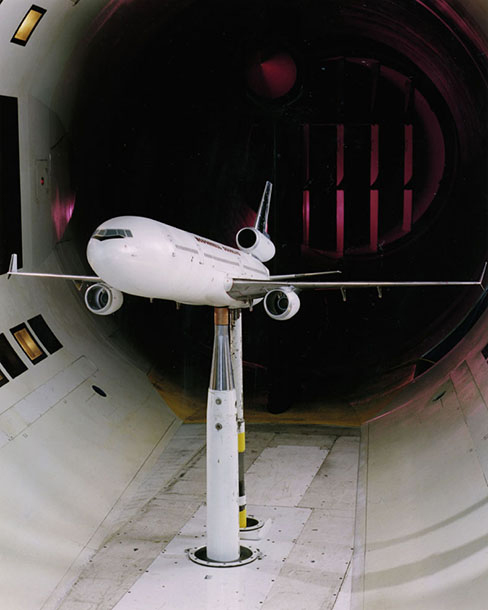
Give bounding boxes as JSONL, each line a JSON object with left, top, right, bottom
{"left": 0, "top": 368, "right": 9, "bottom": 388}
{"left": 0, "top": 333, "right": 27, "bottom": 377}
{"left": 27, "top": 314, "right": 62, "bottom": 354}
{"left": 11, "top": 6, "right": 46, "bottom": 46}
{"left": 10, "top": 324, "right": 46, "bottom": 365}
{"left": 0, "top": 96, "right": 22, "bottom": 274}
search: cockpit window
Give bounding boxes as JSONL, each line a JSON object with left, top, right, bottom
{"left": 92, "top": 229, "right": 133, "bottom": 241}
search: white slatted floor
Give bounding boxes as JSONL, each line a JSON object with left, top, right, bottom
{"left": 58, "top": 425, "right": 359, "bottom": 610}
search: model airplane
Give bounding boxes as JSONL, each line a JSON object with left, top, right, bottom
{"left": 8, "top": 182, "right": 486, "bottom": 320}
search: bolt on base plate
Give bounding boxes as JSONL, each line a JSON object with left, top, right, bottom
{"left": 187, "top": 545, "right": 260, "bottom": 568}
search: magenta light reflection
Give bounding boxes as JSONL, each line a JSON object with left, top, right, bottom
{"left": 370, "top": 124, "right": 380, "bottom": 252}
{"left": 370, "top": 191, "right": 379, "bottom": 252}
{"left": 303, "top": 191, "right": 310, "bottom": 247}
{"left": 52, "top": 187, "right": 75, "bottom": 242}
{"left": 403, "top": 190, "right": 413, "bottom": 233}
{"left": 85, "top": 0, "right": 134, "bottom": 42}
{"left": 370, "top": 124, "right": 379, "bottom": 185}
{"left": 404, "top": 124, "right": 413, "bottom": 186}
{"left": 336, "top": 125, "right": 345, "bottom": 256}
{"left": 336, "top": 124, "right": 345, "bottom": 186}
{"left": 247, "top": 52, "right": 297, "bottom": 99}
{"left": 336, "top": 190, "right": 345, "bottom": 256}
{"left": 402, "top": 124, "right": 414, "bottom": 234}
{"left": 302, "top": 124, "right": 310, "bottom": 246}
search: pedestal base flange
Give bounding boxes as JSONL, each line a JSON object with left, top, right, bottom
{"left": 187, "top": 545, "right": 260, "bottom": 568}
{"left": 240, "top": 516, "right": 265, "bottom": 532}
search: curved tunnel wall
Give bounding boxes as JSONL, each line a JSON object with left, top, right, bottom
{"left": 0, "top": 3, "right": 178, "bottom": 609}
{"left": 354, "top": 307, "right": 488, "bottom": 609}
{"left": 0, "top": 0, "right": 486, "bottom": 608}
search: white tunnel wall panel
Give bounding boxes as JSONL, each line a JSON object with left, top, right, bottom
{"left": 0, "top": 258, "right": 177, "bottom": 610}
{"left": 20, "top": 96, "right": 56, "bottom": 266}
{"left": 20, "top": 96, "right": 80, "bottom": 267}
{"left": 353, "top": 309, "right": 488, "bottom": 609}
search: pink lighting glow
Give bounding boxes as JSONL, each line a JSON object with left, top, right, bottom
{"left": 303, "top": 191, "right": 310, "bottom": 247}
{"left": 370, "top": 124, "right": 380, "bottom": 252}
{"left": 370, "top": 190, "right": 379, "bottom": 252}
{"left": 300, "top": 57, "right": 449, "bottom": 258}
{"left": 336, "top": 125, "right": 345, "bottom": 256}
{"left": 303, "top": 123, "right": 310, "bottom": 246}
{"left": 52, "top": 187, "right": 75, "bottom": 242}
{"left": 404, "top": 124, "right": 413, "bottom": 186}
{"left": 336, "top": 190, "right": 344, "bottom": 256}
{"left": 84, "top": 0, "right": 136, "bottom": 42}
{"left": 336, "top": 124, "right": 345, "bottom": 186}
{"left": 370, "top": 124, "right": 379, "bottom": 186}
{"left": 247, "top": 52, "right": 297, "bottom": 99}
{"left": 403, "top": 190, "right": 413, "bottom": 233}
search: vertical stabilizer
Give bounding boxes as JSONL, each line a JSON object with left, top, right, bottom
{"left": 255, "top": 181, "right": 273, "bottom": 235}
{"left": 236, "top": 181, "right": 275, "bottom": 262}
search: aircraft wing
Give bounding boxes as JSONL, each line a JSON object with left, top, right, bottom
{"left": 228, "top": 264, "right": 486, "bottom": 301}
{"left": 7, "top": 254, "right": 101, "bottom": 282}
{"left": 268, "top": 270, "right": 341, "bottom": 281}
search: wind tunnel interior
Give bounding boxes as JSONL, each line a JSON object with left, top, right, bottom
{"left": 67, "top": 0, "right": 488, "bottom": 416}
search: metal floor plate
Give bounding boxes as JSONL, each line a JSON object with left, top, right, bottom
{"left": 57, "top": 425, "right": 359, "bottom": 610}
{"left": 114, "top": 504, "right": 311, "bottom": 610}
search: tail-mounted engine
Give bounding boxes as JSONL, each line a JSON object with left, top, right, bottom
{"left": 236, "top": 227, "right": 276, "bottom": 262}
{"left": 236, "top": 181, "right": 276, "bottom": 262}
{"left": 84, "top": 283, "right": 124, "bottom": 315}
{"left": 263, "top": 288, "right": 300, "bottom": 320}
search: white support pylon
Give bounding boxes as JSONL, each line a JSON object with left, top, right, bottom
{"left": 230, "top": 309, "right": 247, "bottom": 529}
{"left": 229, "top": 308, "right": 265, "bottom": 535}
{"left": 188, "top": 307, "right": 258, "bottom": 567}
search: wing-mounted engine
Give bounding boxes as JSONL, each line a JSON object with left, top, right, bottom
{"left": 236, "top": 227, "right": 276, "bottom": 262}
{"left": 84, "top": 283, "right": 124, "bottom": 315}
{"left": 236, "top": 181, "right": 276, "bottom": 262}
{"left": 263, "top": 288, "right": 300, "bottom": 320}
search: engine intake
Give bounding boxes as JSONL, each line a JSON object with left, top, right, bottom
{"left": 264, "top": 289, "right": 300, "bottom": 320}
{"left": 236, "top": 227, "right": 276, "bottom": 262}
{"left": 84, "top": 283, "right": 124, "bottom": 315}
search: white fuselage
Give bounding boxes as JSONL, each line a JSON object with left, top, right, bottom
{"left": 86, "top": 216, "right": 270, "bottom": 308}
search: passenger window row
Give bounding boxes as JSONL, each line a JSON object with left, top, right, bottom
{"left": 0, "top": 314, "right": 62, "bottom": 387}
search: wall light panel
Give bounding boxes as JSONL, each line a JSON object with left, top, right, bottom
{"left": 11, "top": 5, "right": 46, "bottom": 46}
{"left": 10, "top": 324, "right": 47, "bottom": 364}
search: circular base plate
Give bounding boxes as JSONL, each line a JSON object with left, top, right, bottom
{"left": 240, "top": 516, "right": 265, "bottom": 532}
{"left": 188, "top": 545, "right": 259, "bottom": 567}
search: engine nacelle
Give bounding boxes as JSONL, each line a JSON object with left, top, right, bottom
{"left": 263, "top": 289, "right": 301, "bottom": 321}
{"left": 84, "top": 283, "right": 124, "bottom": 315}
{"left": 236, "top": 227, "right": 276, "bottom": 262}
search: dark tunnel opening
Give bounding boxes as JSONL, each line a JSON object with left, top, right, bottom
{"left": 66, "top": 0, "right": 488, "bottom": 413}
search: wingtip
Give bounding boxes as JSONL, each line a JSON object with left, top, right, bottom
{"left": 479, "top": 261, "right": 488, "bottom": 289}
{"left": 7, "top": 253, "right": 18, "bottom": 279}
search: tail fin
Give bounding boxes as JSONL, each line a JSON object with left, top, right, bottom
{"left": 235, "top": 182, "right": 275, "bottom": 262}
{"left": 255, "top": 181, "right": 272, "bottom": 235}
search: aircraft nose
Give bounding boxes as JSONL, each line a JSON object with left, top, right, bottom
{"left": 86, "top": 229, "right": 136, "bottom": 279}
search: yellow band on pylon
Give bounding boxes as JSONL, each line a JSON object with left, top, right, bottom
{"left": 239, "top": 507, "right": 247, "bottom": 529}
{"left": 238, "top": 430, "right": 245, "bottom": 453}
